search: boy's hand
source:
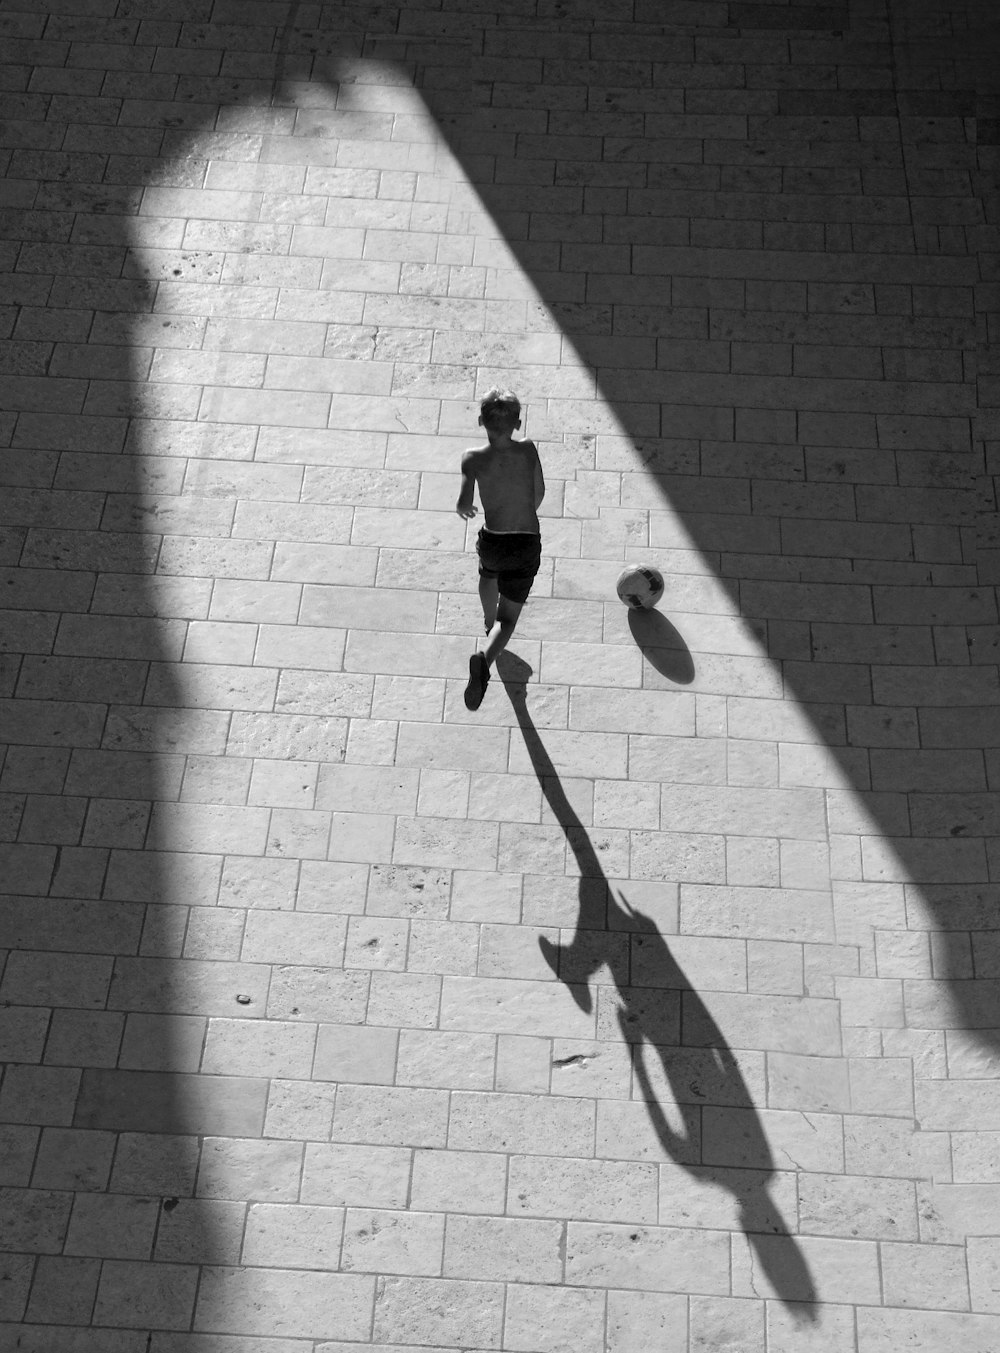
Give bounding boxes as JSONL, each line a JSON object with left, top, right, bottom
{"left": 456, "top": 501, "right": 478, "bottom": 519}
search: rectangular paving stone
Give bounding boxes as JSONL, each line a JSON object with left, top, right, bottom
{"left": 75, "top": 1070, "right": 267, "bottom": 1137}
{"left": 857, "top": 1309, "right": 1000, "bottom": 1353}
{"left": 301, "top": 1143, "right": 412, "bottom": 1209}
{"left": 565, "top": 1222, "right": 730, "bottom": 1294}
{"left": 449, "top": 1091, "right": 595, "bottom": 1157}
{"left": 342, "top": 1207, "right": 444, "bottom": 1277}
{"left": 507, "top": 1155, "right": 658, "bottom": 1224}
{"left": 242, "top": 1202, "right": 346, "bottom": 1271}
{"left": 194, "top": 1268, "right": 374, "bottom": 1340}
{"left": 371, "top": 1275, "right": 503, "bottom": 1349}
{"left": 440, "top": 976, "right": 594, "bottom": 1039}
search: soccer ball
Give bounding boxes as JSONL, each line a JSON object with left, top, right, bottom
{"left": 616, "top": 563, "right": 664, "bottom": 610}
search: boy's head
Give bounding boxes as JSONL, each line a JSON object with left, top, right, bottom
{"left": 479, "top": 387, "right": 521, "bottom": 435}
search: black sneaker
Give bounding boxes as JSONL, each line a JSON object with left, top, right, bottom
{"left": 463, "top": 652, "right": 490, "bottom": 710}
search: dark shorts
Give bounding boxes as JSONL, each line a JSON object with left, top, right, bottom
{"left": 476, "top": 528, "right": 542, "bottom": 604}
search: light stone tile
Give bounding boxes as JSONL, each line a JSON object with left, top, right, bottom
{"left": 396, "top": 722, "right": 510, "bottom": 773}
{"left": 768, "top": 1301, "right": 857, "bottom": 1352}
{"left": 366, "top": 971, "right": 442, "bottom": 1030}
{"left": 747, "top": 940, "right": 803, "bottom": 995}
{"left": 248, "top": 759, "right": 318, "bottom": 809}
{"left": 300, "top": 583, "right": 434, "bottom": 633}
{"left": 689, "top": 1295, "right": 764, "bottom": 1353}
{"left": 364, "top": 864, "right": 450, "bottom": 919}
{"left": 393, "top": 818, "right": 499, "bottom": 872}
{"left": 451, "top": 870, "right": 522, "bottom": 924}
{"left": 593, "top": 779, "right": 660, "bottom": 829}
{"left": 242, "top": 912, "right": 347, "bottom": 966}
{"left": 856, "top": 1309, "right": 1000, "bottom": 1353}
{"left": 331, "top": 1085, "right": 449, "bottom": 1148}
{"left": 204, "top": 577, "right": 304, "bottom": 630}
{"left": 416, "top": 768, "right": 470, "bottom": 819}
{"left": 268, "top": 810, "right": 330, "bottom": 860}
{"left": 275, "top": 671, "right": 373, "bottom": 717}
{"left": 835, "top": 975, "right": 905, "bottom": 1028}
{"left": 550, "top": 1041, "right": 633, "bottom": 1101}
{"left": 301, "top": 1143, "right": 410, "bottom": 1208}
{"left": 329, "top": 811, "right": 396, "bottom": 863}
{"left": 444, "top": 1214, "right": 563, "bottom": 1282}
{"left": 497, "top": 821, "right": 566, "bottom": 875}
{"left": 263, "top": 1079, "right": 338, "bottom": 1141}
{"left": 565, "top": 1221, "right": 730, "bottom": 1294}
{"left": 540, "top": 640, "right": 642, "bottom": 688}
{"left": 313, "top": 1024, "right": 399, "bottom": 1084}
{"left": 196, "top": 1138, "right": 303, "bottom": 1202}
{"left": 371, "top": 1275, "right": 504, "bottom": 1348}
{"left": 219, "top": 855, "right": 297, "bottom": 909}
{"left": 968, "top": 1237, "right": 1000, "bottom": 1313}
{"left": 882, "top": 1240, "right": 969, "bottom": 1310}
{"left": 505, "top": 1283, "right": 606, "bottom": 1353}
{"left": 201, "top": 1018, "right": 316, "bottom": 1080}
{"left": 150, "top": 802, "right": 270, "bottom": 856}
{"left": 508, "top": 1155, "right": 658, "bottom": 1225}
{"left": 440, "top": 976, "right": 594, "bottom": 1040}
{"left": 344, "top": 915, "right": 408, "bottom": 971}
{"left": 849, "top": 1056, "right": 914, "bottom": 1116}
{"left": 495, "top": 1033, "right": 551, "bottom": 1093}
{"left": 407, "top": 918, "right": 479, "bottom": 976}
{"left": 371, "top": 674, "right": 446, "bottom": 722}
{"left": 629, "top": 831, "right": 727, "bottom": 884}
{"left": 271, "top": 540, "right": 378, "bottom": 585}
{"left": 396, "top": 1029, "right": 495, "bottom": 1091}
{"left": 917, "top": 1182, "right": 1000, "bottom": 1243}
{"left": 798, "top": 1172, "right": 918, "bottom": 1241}
{"left": 467, "top": 772, "right": 542, "bottom": 825}
{"left": 954, "top": 1132, "right": 1000, "bottom": 1184}
{"left": 766, "top": 1053, "right": 850, "bottom": 1113}
{"left": 178, "top": 757, "right": 252, "bottom": 805}
{"left": 294, "top": 860, "right": 368, "bottom": 914}
{"left": 256, "top": 624, "right": 347, "bottom": 672}
{"left": 194, "top": 1268, "right": 374, "bottom": 1341}
{"left": 266, "top": 967, "right": 368, "bottom": 1024}
{"left": 681, "top": 884, "right": 835, "bottom": 944}
{"left": 242, "top": 1203, "right": 345, "bottom": 1271}
{"left": 342, "top": 1208, "right": 444, "bottom": 1276}
{"left": 315, "top": 763, "right": 418, "bottom": 815}
{"left": 448, "top": 1091, "right": 595, "bottom": 1157}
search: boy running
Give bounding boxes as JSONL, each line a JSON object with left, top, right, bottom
{"left": 456, "top": 387, "right": 544, "bottom": 710}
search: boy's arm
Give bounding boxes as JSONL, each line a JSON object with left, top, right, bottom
{"left": 532, "top": 443, "right": 545, "bottom": 509}
{"left": 456, "top": 450, "right": 478, "bottom": 519}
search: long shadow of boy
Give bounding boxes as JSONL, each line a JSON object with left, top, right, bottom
{"left": 498, "top": 653, "right": 818, "bottom": 1317}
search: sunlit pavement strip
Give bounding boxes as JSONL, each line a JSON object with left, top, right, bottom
{"left": 0, "top": 1, "right": 997, "bottom": 1350}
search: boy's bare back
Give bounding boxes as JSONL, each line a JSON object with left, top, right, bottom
{"left": 461, "top": 440, "right": 543, "bottom": 533}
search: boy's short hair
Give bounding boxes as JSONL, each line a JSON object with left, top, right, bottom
{"left": 480, "top": 386, "right": 521, "bottom": 416}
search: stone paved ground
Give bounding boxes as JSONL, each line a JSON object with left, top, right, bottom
{"left": 0, "top": 0, "right": 998, "bottom": 1349}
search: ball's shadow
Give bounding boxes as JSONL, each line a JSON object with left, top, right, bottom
{"left": 628, "top": 608, "right": 696, "bottom": 685}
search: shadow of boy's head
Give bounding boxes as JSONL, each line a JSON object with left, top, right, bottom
{"left": 496, "top": 650, "right": 533, "bottom": 693}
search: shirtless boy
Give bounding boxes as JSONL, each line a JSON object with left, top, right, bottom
{"left": 456, "top": 388, "right": 544, "bottom": 711}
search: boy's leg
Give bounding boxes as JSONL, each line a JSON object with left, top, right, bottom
{"left": 483, "top": 592, "right": 523, "bottom": 666}
{"left": 479, "top": 573, "right": 499, "bottom": 633}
